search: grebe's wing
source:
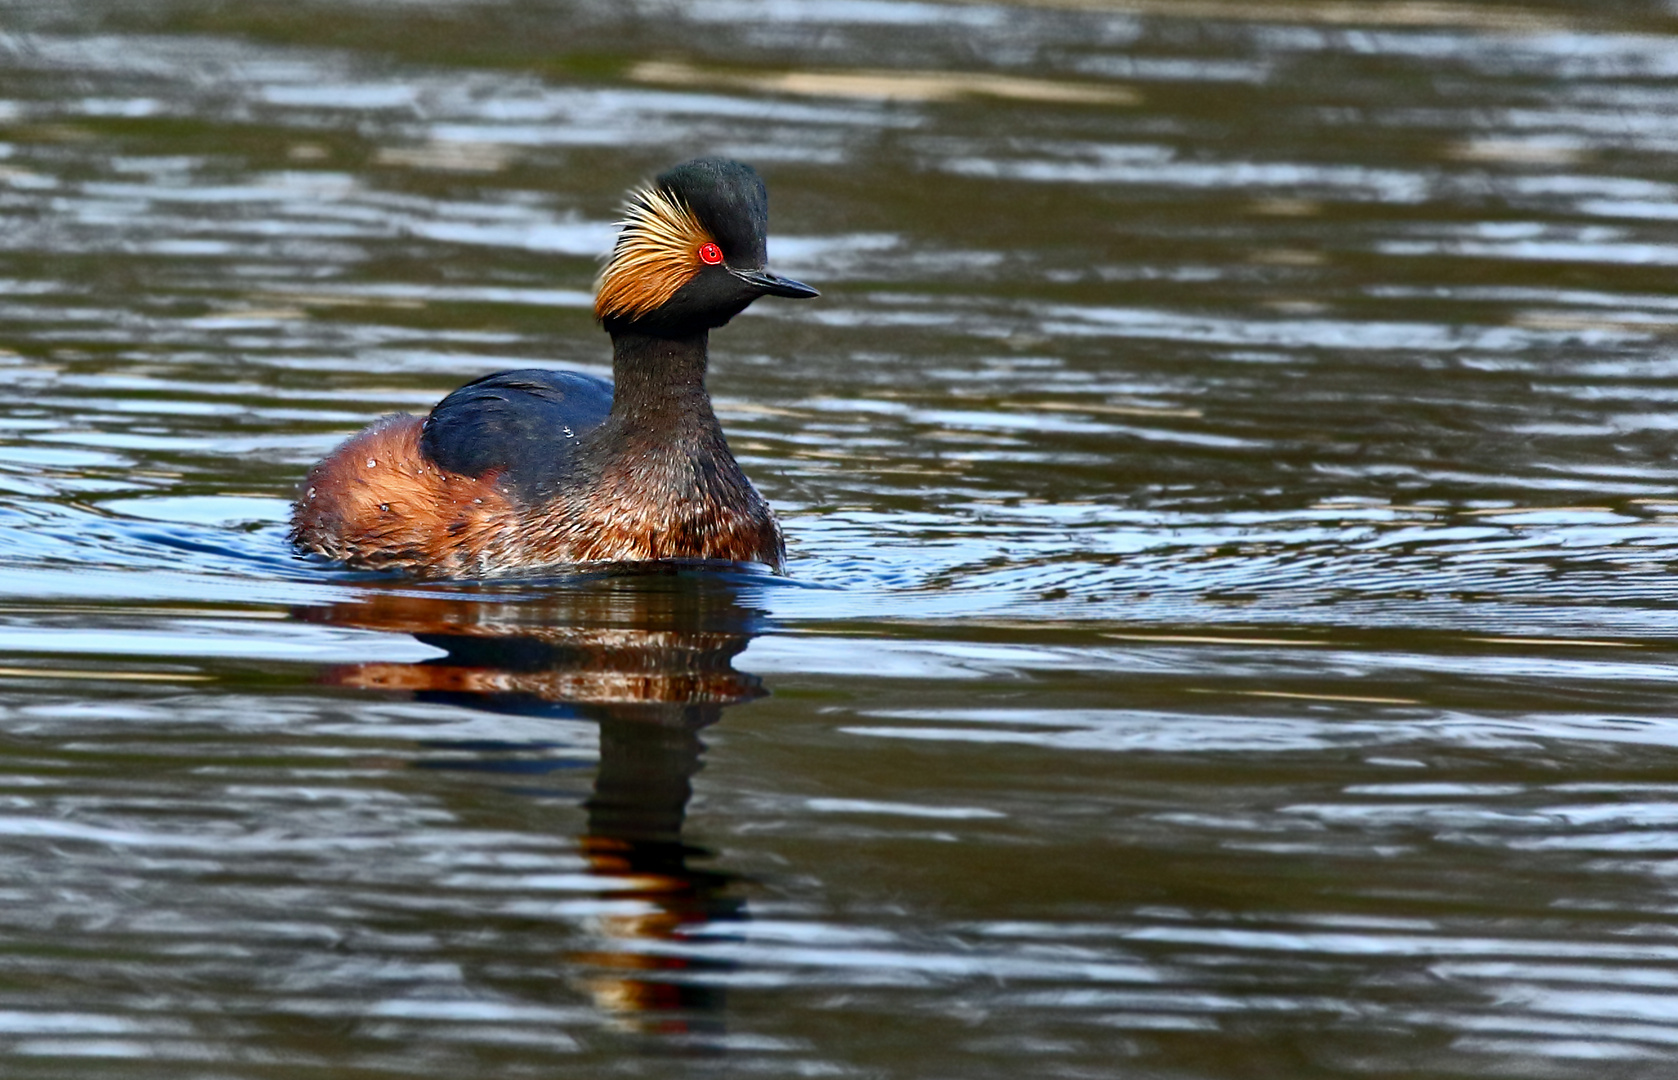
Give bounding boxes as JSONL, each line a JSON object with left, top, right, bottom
{"left": 420, "top": 368, "right": 613, "bottom": 501}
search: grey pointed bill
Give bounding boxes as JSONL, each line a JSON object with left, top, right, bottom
{"left": 732, "top": 267, "right": 820, "bottom": 299}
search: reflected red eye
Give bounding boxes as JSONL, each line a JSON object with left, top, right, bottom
{"left": 697, "top": 242, "right": 724, "bottom": 265}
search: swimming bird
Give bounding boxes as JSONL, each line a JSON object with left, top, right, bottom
{"left": 289, "top": 157, "right": 817, "bottom": 577}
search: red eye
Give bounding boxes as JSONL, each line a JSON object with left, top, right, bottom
{"left": 697, "top": 242, "right": 724, "bottom": 265}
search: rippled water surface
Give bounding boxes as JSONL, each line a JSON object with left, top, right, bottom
{"left": 6, "top": 1, "right": 1678, "bottom": 1075}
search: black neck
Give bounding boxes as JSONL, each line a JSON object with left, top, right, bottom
{"left": 608, "top": 330, "right": 716, "bottom": 435}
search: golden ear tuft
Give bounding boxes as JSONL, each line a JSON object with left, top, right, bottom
{"left": 594, "top": 186, "right": 719, "bottom": 322}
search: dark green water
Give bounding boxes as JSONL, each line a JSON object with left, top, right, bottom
{"left": 4, "top": 1, "right": 1678, "bottom": 1076}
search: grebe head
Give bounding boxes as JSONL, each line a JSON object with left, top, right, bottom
{"left": 594, "top": 157, "right": 818, "bottom": 337}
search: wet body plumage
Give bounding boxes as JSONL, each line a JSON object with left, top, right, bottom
{"left": 289, "top": 158, "right": 814, "bottom": 578}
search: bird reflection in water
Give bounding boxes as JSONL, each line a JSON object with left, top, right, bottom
{"left": 298, "top": 568, "right": 768, "bottom": 1036}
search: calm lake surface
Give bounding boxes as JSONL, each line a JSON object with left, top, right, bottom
{"left": 5, "top": 1, "right": 1678, "bottom": 1076}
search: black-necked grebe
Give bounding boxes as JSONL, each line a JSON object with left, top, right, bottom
{"left": 289, "top": 157, "right": 817, "bottom": 577}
